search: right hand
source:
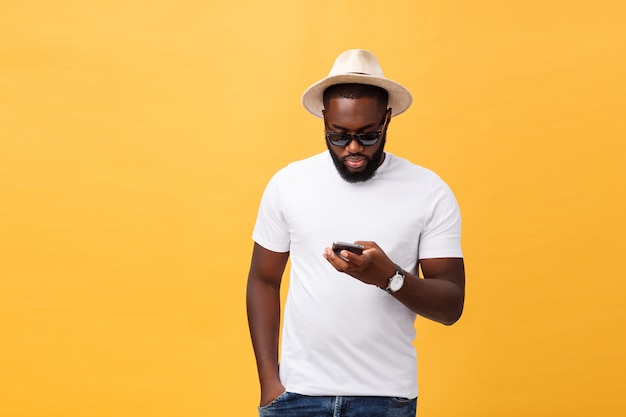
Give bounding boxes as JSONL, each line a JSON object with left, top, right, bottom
{"left": 260, "top": 380, "right": 286, "bottom": 407}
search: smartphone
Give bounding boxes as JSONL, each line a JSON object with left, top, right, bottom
{"left": 332, "top": 241, "right": 364, "bottom": 259}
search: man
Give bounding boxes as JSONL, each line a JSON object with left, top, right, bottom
{"left": 246, "top": 49, "right": 465, "bottom": 417}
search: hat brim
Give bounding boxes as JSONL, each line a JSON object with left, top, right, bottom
{"left": 301, "top": 73, "right": 413, "bottom": 118}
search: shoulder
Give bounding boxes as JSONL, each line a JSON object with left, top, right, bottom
{"left": 383, "top": 153, "right": 458, "bottom": 202}
{"left": 284, "top": 152, "right": 328, "bottom": 172}
{"left": 269, "top": 152, "right": 330, "bottom": 183}
{"left": 382, "top": 153, "right": 444, "bottom": 184}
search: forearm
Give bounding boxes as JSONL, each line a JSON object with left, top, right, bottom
{"left": 246, "top": 276, "right": 282, "bottom": 385}
{"left": 324, "top": 243, "right": 465, "bottom": 326}
{"left": 392, "top": 271, "right": 464, "bottom": 325}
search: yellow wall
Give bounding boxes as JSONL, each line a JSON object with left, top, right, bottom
{"left": 2, "top": 1, "right": 625, "bottom": 415}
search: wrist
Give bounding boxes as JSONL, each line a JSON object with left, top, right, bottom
{"left": 258, "top": 362, "right": 280, "bottom": 385}
{"left": 379, "top": 264, "right": 405, "bottom": 293}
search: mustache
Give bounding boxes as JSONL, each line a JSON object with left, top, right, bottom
{"left": 342, "top": 153, "right": 369, "bottom": 160}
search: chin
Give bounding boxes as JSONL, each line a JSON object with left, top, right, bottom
{"left": 338, "top": 163, "right": 377, "bottom": 183}
{"left": 326, "top": 136, "right": 386, "bottom": 184}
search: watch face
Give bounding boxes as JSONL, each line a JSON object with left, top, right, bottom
{"left": 389, "top": 274, "right": 404, "bottom": 291}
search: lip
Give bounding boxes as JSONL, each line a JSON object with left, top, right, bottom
{"left": 344, "top": 156, "right": 366, "bottom": 169}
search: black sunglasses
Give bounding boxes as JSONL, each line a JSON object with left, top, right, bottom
{"left": 325, "top": 110, "right": 391, "bottom": 147}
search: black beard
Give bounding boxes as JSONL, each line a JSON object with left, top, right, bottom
{"left": 327, "top": 136, "right": 386, "bottom": 183}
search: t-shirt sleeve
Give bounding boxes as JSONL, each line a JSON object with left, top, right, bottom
{"left": 418, "top": 177, "right": 463, "bottom": 259}
{"left": 252, "top": 170, "right": 291, "bottom": 253}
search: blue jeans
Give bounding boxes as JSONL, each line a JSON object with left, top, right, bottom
{"left": 258, "top": 392, "right": 417, "bottom": 417}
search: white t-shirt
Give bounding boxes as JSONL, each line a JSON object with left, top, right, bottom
{"left": 252, "top": 151, "right": 462, "bottom": 399}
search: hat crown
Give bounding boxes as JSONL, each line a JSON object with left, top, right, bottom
{"left": 301, "top": 49, "right": 412, "bottom": 118}
{"left": 328, "top": 49, "right": 384, "bottom": 78}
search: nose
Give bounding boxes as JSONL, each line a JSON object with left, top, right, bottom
{"left": 345, "top": 136, "right": 365, "bottom": 153}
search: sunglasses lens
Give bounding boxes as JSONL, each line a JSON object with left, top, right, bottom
{"left": 326, "top": 132, "right": 381, "bottom": 147}
{"left": 327, "top": 133, "right": 350, "bottom": 147}
{"left": 357, "top": 133, "right": 380, "bottom": 146}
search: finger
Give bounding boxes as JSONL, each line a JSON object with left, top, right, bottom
{"left": 323, "top": 248, "right": 346, "bottom": 270}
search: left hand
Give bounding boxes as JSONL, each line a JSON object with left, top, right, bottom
{"left": 323, "top": 241, "right": 397, "bottom": 288}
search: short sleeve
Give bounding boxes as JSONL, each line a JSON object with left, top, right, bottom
{"left": 418, "top": 177, "right": 463, "bottom": 259}
{"left": 252, "top": 170, "right": 291, "bottom": 253}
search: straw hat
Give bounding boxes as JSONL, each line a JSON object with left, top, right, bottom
{"left": 301, "top": 49, "right": 413, "bottom": 118}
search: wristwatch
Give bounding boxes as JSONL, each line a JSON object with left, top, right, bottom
{"left": 382, "top": 264, "right": 405, "bottom": 294}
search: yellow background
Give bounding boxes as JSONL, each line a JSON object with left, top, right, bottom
{"left": 1, "top": 1, "right": 625, "bottom": 416}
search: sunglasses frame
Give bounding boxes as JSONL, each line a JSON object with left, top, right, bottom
{"left": 324, "top": 109, "right": 391, "bottom": 148}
